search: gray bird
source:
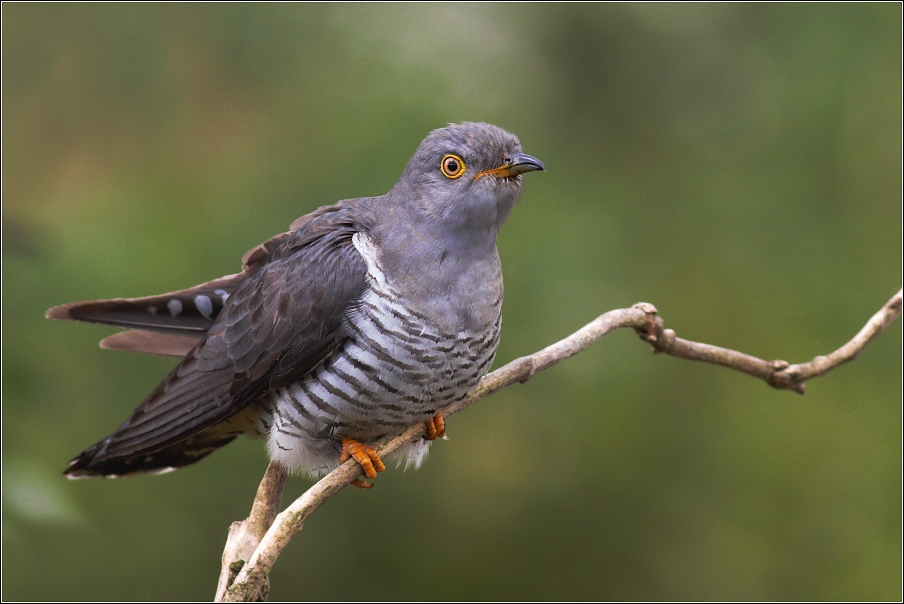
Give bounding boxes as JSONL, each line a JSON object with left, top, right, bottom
{"left": 48, "top": 122, "right": 544, "bottom": 486}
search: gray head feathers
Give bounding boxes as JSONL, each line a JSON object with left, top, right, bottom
{"left": 379, "top": 122, "right": 543, "bottom": 260}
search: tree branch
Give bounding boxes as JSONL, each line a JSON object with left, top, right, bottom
{"left": 219, "top": 288, "right": 902, "bottom": 601}
{"left": 215, "top": 462, "right": 287, "bottom": 601}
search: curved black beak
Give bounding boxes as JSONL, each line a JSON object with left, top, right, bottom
{"left": 477, "top": 152, "right": 546, "bottom": 179}
{"left": 504, "top": 152, "right": 545, "bottom": 175}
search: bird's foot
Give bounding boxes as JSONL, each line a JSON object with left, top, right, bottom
{"left": 340, "top": 437, "right": 385, "bottom": 489}
{"left": 423, "top": 411, "right": 446, "bottom": 441}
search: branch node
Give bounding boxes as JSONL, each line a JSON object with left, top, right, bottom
{"left": 632, "top": 302, "right": 659, "bottom": 315}
{"left": 633, "top": 304, "right": 664, "bottom": 350}
{"left": 767, "top": 361, "right": 807, "bottom": 394}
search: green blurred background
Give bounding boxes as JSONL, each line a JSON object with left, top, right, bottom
{"left": 3, "top": 3, "right": 901, "bottom": 601}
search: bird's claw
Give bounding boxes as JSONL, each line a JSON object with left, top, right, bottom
{"left": 340, "top": 437, "right": 385, "bottom": 489}
{"left": 424, "top": 411, "right": 446, "bottom": 441}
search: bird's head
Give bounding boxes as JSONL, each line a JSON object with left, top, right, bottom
{"left": 387, "top": 122, "right": 544, "bottom": 248}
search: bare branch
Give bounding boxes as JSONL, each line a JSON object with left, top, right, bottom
{"left": 221, "top": 289, "right": 902, "bottom": 601}
{"left": 634, "top": 289, "right": 903, "bottom": 393}
{"left": 215, "top": 462, "right": 287, "bottom": 601}
{"left": 772, "top": 289, "right": 903, "bottom": 388}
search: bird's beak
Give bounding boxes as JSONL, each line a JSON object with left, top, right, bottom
{"left": 476, "top": 152, "right": 546, "bottom": 179}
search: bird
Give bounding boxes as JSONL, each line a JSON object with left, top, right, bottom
{"left": 47, "top": 122, "right": 544, "bottom": 487}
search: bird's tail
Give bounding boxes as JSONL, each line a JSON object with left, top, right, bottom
{"left": 46, "top": 273, "right": 243, "bottom": 357}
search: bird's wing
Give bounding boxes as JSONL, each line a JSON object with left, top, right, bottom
{"left": 65, "top": 204, "right": 371, "bottom": 475}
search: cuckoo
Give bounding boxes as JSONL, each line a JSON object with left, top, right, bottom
{"left": 48, "top": 122, "right": 544, "bottom": 487}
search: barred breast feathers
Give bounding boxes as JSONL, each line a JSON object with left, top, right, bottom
{"left": 266, "top": 230, "right": 502, "bottom": 477}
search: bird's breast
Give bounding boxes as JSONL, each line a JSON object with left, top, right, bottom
{"left": 352, "top": 231, "right": 503, "bottom": 335}
{"left": 343, "top": 277, "right": 501, "bottom": 405}
{"left": 265, "top": 280, "right": 501, "bottom": 473}
{"left": 264, "top": 233, "right": 504, "bottom": 474}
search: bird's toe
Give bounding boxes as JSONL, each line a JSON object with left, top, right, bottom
{"left": 340, "top": 437, "right": 385, "bottom": 488}
{"left": 423, "top": 411, "right": 446, "bottom": 441}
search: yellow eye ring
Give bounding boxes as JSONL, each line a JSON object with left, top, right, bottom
{"left": 440, "top": 154, "right": 466, "bottom": 179}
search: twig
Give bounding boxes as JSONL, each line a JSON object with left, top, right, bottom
{"left": 220, "top": 289, "right": 902, "bottom": 601}
{"left": 771, "top": 289, "right": 902, "bottom": 389}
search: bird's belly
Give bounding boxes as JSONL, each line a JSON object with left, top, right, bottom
{"left": 266, "top": 287, "right": 501, "bottom": 477}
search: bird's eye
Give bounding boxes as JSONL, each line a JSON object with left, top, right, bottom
{"left": 440, "top": 154, "right": 466, "bottom": 179}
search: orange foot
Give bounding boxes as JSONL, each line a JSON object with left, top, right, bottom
{"left": 424, "top": 411, "right": 446, "bottom": 441}
{"left": 340, "top": 437, "right": 386, "bottom": 489}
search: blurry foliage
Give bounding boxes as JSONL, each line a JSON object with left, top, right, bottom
{"left": 2, "top": 3, "right": 901, "bottom": 601}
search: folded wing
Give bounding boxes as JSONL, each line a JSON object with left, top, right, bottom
{"left": 62, "top": 203, "right": 372, "bottom": 476}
